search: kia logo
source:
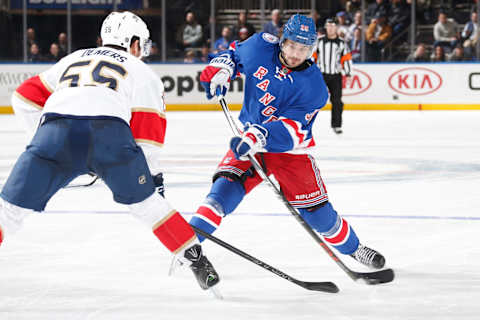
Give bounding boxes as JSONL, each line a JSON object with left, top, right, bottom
{"left": 388, "top": 67, "right": 442, "bottom": 96}
{"left": 342, "top": 68, "right": 372, "bottom": 96}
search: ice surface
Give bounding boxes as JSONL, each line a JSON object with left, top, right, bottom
{"left": 0, "top": 111, "right": 479, "bottom": 319}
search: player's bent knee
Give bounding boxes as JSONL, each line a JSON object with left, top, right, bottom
{"left": 190, "top": 176, "right": 245, "bottom": 242}
{"left": 0, "top": 198, "right": 33, "bottom": 238}
{"left": 299, "top": 201, "right": 339, "bottom": 234}
{"left": 207, "top": 176, "right": 245, "bottom": 215}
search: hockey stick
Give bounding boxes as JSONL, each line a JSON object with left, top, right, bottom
{"left": 217, "top": 95, "right": 394, "bottom": 285}
{"left": 191, "top": 225, "right": 339, "bottom": 293}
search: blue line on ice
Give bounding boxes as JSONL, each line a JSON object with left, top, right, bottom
{"left": 40, "top": 210, "right": 480, "bottom": 221}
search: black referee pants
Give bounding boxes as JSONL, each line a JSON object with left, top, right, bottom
{"left": 322, "top": 73, "right": 343, "bottom": 128}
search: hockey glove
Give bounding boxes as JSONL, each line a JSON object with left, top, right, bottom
{"left": 230, "top": 124, "right": 268, "bottom": 160}
{"left": 152, "top": 172, "right": 165, "bottom": 197}
{"left": 200, "top": 66, "right": 231, "bottom": 99}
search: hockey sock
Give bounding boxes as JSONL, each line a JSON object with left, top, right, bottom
{"left": 208, "top": 177, "right": 245, "bottom": 213}
{"left": 152, "top": 210, "right": 197, "bottom": 254}
{"left": 190, "top": 202, "right": 224, "bottom": 242}
{"left": 323, "top": 217, "right": 359, "bottom": 255}
{"left": 190, "top": 177, "right": 245, "bottom": 241}
{"left": 0, "top": 198, "right": 31, "bottom": 241}
{"left": 128, "top": 193, "right": 198, "bottom": 253}
{"left": 299, "top": 202, "right": 359, "bottom": 255}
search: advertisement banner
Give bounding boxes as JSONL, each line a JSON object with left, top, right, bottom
{"left": 10, "top": 0, "right": 143, "bottom": 10}
{"left": 333, "top": 63, "right": 480, "bottom": 110}
{"left": 2, "top": 63, "right": 480, "bottom": 112}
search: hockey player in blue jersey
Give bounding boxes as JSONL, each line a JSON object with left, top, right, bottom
{"left": 193, "top": 14, "right": 386, "bottom": 269}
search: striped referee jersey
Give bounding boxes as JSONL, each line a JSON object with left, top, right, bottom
{"left": 315, "top": 35, "right": 352, "bottom": 76}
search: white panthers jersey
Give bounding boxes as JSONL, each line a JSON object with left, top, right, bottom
{"left": 41, "top": 46, "right": 165, "bottom": 123}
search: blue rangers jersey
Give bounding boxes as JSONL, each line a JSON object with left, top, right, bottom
{"left": 213, "top": 32, "right": 329, "bottom": 153}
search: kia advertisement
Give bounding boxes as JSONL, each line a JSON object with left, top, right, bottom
{"left": 343, "top": 68, "right": 372, "bottom": 96}
{"left": 388, "top": 67, "right": 443, "bottom": 96}
{"left": 2, "top": 63, "right": 480, "bottom": 110}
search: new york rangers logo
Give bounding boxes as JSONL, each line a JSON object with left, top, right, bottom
{"left": 300, "top": 24, "right": 309, "bottom": 32}
{"left": 274, "top": 66, "right": 293, "bottom": 82}
{"left": 274, "top": 66, "right": 288, "bottom": 80}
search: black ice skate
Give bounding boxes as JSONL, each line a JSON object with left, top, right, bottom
{"left": 184, "top": 244, "right": 220, "bottom": 290}
{"left": 351, "top": 244, "right": 385, "bottom": 269}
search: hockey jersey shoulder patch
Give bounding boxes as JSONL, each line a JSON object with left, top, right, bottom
{"left": 261, "top": 33, "right": 279, "bottom": 44}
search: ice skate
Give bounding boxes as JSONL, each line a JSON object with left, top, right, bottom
{"left": 184, "top": 244, "right": 220, "bottom": 289}
{"left": 351, "top": 244, "right": 385, "bottom": 269}
{"left": 181, "top": 244, "right": 222, "bottom": 298}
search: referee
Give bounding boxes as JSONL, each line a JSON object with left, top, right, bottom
{"left": 315, "top": 18, "right": 352, "bottom": 134}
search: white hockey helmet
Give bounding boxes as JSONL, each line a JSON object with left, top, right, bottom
{"left": 100, "top": 11, "right": 152, "bottom": 57}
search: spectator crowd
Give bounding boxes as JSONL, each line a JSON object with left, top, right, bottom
{"left": 172, "top": 9, "right": 258, "bottom": 63}
{"left": 25, "top": 28, "right": 69, "bottom": 63}
{"left": 19, "top": 0, "right": 480, "bottom": 64}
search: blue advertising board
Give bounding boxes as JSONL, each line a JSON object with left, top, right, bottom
{"left": 11, "top": 0, "right": 143, "bottom": 10}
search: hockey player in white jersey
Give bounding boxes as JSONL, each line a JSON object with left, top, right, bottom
{"left": 0, "top": 11, "right": 219, "bottom": 292}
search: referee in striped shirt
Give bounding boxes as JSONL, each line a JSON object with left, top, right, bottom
{"left": 315, "top": 18, "right": 352, "bottom": 134}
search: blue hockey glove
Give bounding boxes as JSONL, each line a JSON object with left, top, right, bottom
{"left": 230, "top": 124, "right": 268, "bottom": 160}
{"left": 152, "top": 172, "right": 165, "bottom": 197}
{"left": 200, "top": 66, "right": 230, "bottom": 99}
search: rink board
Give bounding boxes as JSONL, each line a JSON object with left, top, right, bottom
{"left": 1, "top": 62, "right": 480, "bottom": 112}
{"left": 3, "top": 103, "right": 480, "bottom": 114}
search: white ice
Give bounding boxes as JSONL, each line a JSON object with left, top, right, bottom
{"left": 0, "top": 110, "right": 479, "bottom": 320}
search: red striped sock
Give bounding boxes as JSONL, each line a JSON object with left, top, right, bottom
{"left": 194, "top": 205, "right": 223, "bottom": 228}
{"left": 152, "top": 210, "right": 196, "bottom": 254}
{"left": 324, "top": 218, "right": 350, "bottom": 246}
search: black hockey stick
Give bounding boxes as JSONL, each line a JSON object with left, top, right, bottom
{"left": 191, "top": 225, "right": 339, "bottom": 293}
{"left": 217, "top": 96, "right": 394, "bottom": 285}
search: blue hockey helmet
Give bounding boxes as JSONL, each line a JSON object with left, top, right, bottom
{"left": 280, "top": 14, "right": 317, "bottom": 47}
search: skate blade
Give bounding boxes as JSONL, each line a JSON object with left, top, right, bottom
{"left": 168, "top": 257, "right": 183, "bottom": 276}
{"left": 208, "top": 285, "right": 223, "bottom": 300}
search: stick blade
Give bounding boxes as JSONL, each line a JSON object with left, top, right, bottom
{"left": 356, "top": 268, "right": 395, "bottom": 285}
{"left": 302, "top": 281, "right": 339, "bottom": 293}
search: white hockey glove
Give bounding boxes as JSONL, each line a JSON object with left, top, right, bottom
{"left": 200, "top": 53, "right": 235, "bottom": 99}
{"left": 209, "top": 69, "right": 230, "bottom": 98}
{"left": 230, "top": 124, "right": 268, "bottom": 160}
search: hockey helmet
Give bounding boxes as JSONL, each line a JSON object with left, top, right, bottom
{"left": 280, "top": 14, "right": 317, "bottom": 58}
{"left": 101, "top": 11, "right": 152, "bottom": 57}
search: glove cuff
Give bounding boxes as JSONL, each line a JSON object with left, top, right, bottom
{"left": 243, "top": 125, "right": 268, "bottom": 149}
{"left": 209, "top": 54, "right": 234, "bottom": 78}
